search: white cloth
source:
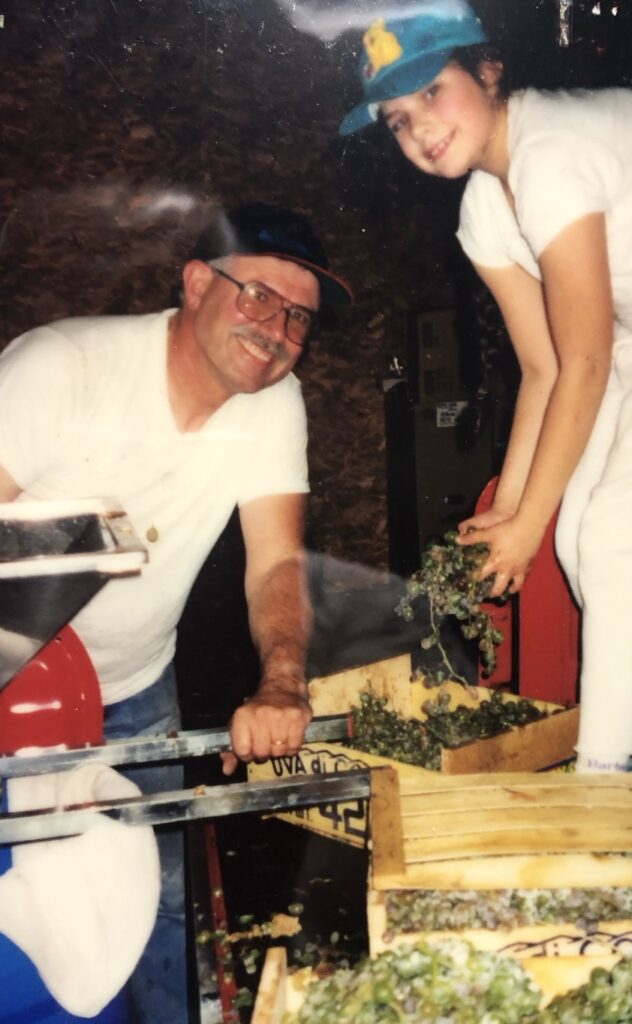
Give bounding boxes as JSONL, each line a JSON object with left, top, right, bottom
{"left": 457, "top": 88, "right": 632, "bottom": 337}
{"left": 555, "top": 340, "right": 632, "bottom": 768}
{"left": 457, "top": 87, "right": 632, "bottom": 768}
{"left": 0, "top": 764, "right": 160, "bottom": 1017}
{"left": 0, "top": 310, "right": 309, "bottom": 703}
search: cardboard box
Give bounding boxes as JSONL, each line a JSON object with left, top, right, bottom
{"left": 248, "top": 654, "right": 579, "bottom": 848}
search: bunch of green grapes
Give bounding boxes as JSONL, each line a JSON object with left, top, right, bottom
{"left": 385, "top": 886, "right": 632, "bottom": 934}
{"left": 348, "top": 696, "right": 440, "bottom": 770}
{"left": 350, "top": 692, "right": 442, "bottom": 770}
{"left": 538, "top": 958, "right": 632, "bottom": 1023}
{"left": 396, "top": 530, "right": 505, "bottom": 686}
{"left": 285, "top": 939, "right": 542, "bottom": 1024}
{"left": 421, "top": 689, "right": 547, "bottom": 748}
{"left": 349, "top": 691, "right": 549, "bottom": 770}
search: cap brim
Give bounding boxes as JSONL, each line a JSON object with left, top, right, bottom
{"left": 339, "top": 103, "right": 376, "bottom": 137}
{"left": 255, "top": 251, "right": 353, "bottom": 306}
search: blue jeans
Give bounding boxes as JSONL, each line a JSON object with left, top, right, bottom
{"left": 103, "top": 665, "right": 188, "bottom": 1024}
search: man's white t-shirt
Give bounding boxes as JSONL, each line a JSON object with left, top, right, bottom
{"left": 457, "top": 87, "right": 632, "bottom": 338}
{"left": 0, "top": 310, "right": 309, "bottom": 704}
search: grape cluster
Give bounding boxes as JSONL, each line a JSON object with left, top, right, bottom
{"left": 286, "top": 941, "right": 632, "bottom": 1023}
{"left": 350, "top": 692, "right": 442, "bottom": 771}
{"left": 422, "top": 690, "right": 547, "bottom": 748}
{"left": 384, "top": 886, "right": 632, "bottom": 934}
{"left": 538, "top": 958, "right": 632, "bottom": 1023}
{"left": 349, "top": 690, "right": 548, "bottom": 770}
{"left": 287, "top": 938, "right": 542, "bottom": 1024}
{"left": 396, "top": 530, "right": 505, "bottom": 686}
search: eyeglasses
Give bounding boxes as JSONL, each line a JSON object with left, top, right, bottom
{"left": 212, "top": 267, "right": 317, "bottom": 347}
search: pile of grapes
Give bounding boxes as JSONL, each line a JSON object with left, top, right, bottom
{"left": 286, "top": 939, "right": 632, "bottom": 1024}
{"left": 384, "top": 886, "right": 632, "bottom": 934}
{"left": 396, "top": 530, "right": 505, "bottom": 686}
{"left": 539, "top": 958, "right": 632, "bottom": 1023}
{"left": 350, "top": 692, "right": 443, "bottom": 770}
{"left": 350, "top": 690, "right": 549, "bottom": 771}
{"left": 288, "top": 939, "right": 541, "bottom": 1024}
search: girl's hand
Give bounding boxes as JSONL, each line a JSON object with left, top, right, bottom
{"left": 456, "top": 515, "right": 543, "bottom": 597}
{"left": 458, "top": 506, "right": 513, "bottom": 534}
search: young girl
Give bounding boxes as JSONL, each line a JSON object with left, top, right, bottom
{"left": 339, "top": 2, "right": 632, "bottom": 773}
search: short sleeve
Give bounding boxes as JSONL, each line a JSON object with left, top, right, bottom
{"left": 236, "top": 374, "right": 309, "bottom": 507}
{"left": 510, "top": 131, "right": 617, "bottom": 257}
{"left": 0, "top": 327, "right": 81, "bottom": 489}
{"left": 457, "top": 171, "right": 516, "bottom": 269}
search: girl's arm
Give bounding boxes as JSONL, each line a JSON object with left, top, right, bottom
{"left": 459, "top": 212, "right": 613, "bottom": 596}
{"left": 460, "top": 260, "right": 560, "bottom": 527}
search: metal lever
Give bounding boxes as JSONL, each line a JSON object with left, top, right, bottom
{"left": 0, "top": 771, "right": 371, "bottom": 844}
{"left": 0, "top": 715, "right": 351, "bottom": 779}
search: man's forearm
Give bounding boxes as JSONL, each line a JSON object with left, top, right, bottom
{"left": 246, "top": 553, "right": 313, "bottom": 692}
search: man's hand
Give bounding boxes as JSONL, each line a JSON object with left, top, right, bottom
{"left": 221, "top": 679, "right": 312, "bottom": 775}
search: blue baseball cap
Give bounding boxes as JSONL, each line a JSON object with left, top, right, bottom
{"left": 339, "top": 2, "right": 488, "bottom": 136}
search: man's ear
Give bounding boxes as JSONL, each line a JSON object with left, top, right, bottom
{"left": 181, "top": 260, "right": 214, "bottom": 311}
{"left": 478, "top": 60, "right": 504, "bottom": 96}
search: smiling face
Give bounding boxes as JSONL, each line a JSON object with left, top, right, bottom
{"left": 380, "top": 60, "right": 507, "bottom": 179}
{"left": 180, "top": 254, "right": 319, "bottom": 407}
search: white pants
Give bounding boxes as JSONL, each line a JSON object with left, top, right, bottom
{"left": 556, "top": 337, "right": 632, "bottom": 771}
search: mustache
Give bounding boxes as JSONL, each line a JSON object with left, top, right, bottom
{"left": 231, "top": 324, "right": 290, "bottom": 361}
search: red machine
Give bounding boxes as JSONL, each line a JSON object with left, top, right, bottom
{"left": 0, "top": 625, "right": 102, "bottom": 756}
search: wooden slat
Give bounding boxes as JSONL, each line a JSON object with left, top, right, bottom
{"left": 397, "top": 771, "right": 632, "bottom": 796}
{"left": 372, "top": 852, "right": 632, "bottom": 891}
{"left": 401, "top": 805, "right": 632, "bottom": 838}
{"left": 308, "top": 653, "right": 414, "bottom": 716}
{"left": 404, "top": 826, "right": 632, "bottom": 861}
{"left": 251, "top": 947, "right": 288, "bottom": 1024}
{"left": 439, "top": 708, "right": 579, "bottom": 774}
{"left": 399, "top": 782, "right": 632, "bottom": 815}
{"left": 370, "top": 767, "right": 406, "bottom": 879}
{"left": 392, "top": 773, "right": 632, "bottom": 859}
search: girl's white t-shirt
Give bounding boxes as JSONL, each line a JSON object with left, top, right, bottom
{"left": 0, "top": 310, "right": 309, "bottom": 703}
{"left": 457, "top": 87, "right": 632, "bottom": 336}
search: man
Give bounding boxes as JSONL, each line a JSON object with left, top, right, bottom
{"left": 0, "top": 202, "right": 352, "bottom": 1022}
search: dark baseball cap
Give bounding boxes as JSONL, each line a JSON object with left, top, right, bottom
{"left": 190, "top": 202, "right": 352, "bottom": 306}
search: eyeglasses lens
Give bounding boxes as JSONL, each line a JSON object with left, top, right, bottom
{"left": 238, "top": 283, "right": 311, "bottom": 346}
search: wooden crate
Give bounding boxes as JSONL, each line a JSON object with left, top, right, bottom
{"left": 248, "top": 654, "right": 579, "bottom": 847}
{"left": 370, "top": 766, "right": 632, "bottom": 887}
{"left": 252, "top": 769, "right": 632, "bottom": 1021}
{"left": 368, "top": 766, "right": 632, "bottom": 972}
